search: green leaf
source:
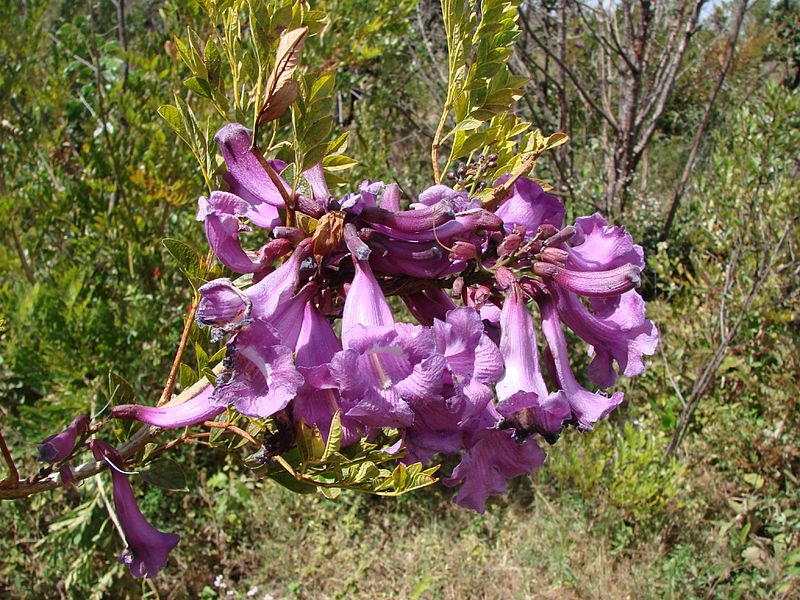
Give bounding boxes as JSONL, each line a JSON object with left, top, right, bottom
{"left": 108, "top": 372, "right": 137, "bottom": 406}
{"left": 157, "top": 105, "right": 187, "bottom": 142}
{"left": 309, "top": 72, "right": 335, "bottom": 102}
{"left": 195, "top": 342, "right": 209, "bottom": 373}
{"left": 323, "top": 154, "right": 358, "bottom": 172}
{"left": 296, "top": 421, "right": 326, "bottom": 464}
{"left": 544, "top": 132, "right": 569, "bottom": 150}
{"left": 209, "top": 346, "right": 227, "bottom": 363}
{"left": 162, "top": 238, "right": 205, "bottom": 287}
{"left": 184, "top": 76, "right": 214, "bottom": 99}
{"left": 301, "top": 115, "right": 333, "bottom": 148}
{"left": 326, "top": 131, "right": 349, "bottom": 154}
{"left": 319, "top": 485, "right": 341, "bottom": 500}
{"left": 141, "top": 443, "right": 158, "bottom": 462}
{"left": 300, "top": 143, "right": 329, "bottom": 173}
{"left": 322, "top": 412, "right": 342, "bottom": 461}
{"left": 447, "top": 117, "right": 484, "bottom": 139}
{"left": 180, "top": 363, "right": 197, "bottom": 390}
{"left": 268, "top": 469, "right": 317, "bottom": 494}
{"left": 140, "top": 458, "right": 188, "bottom": 492}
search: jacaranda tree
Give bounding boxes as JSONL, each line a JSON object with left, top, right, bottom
{"left": 0, "top": 0, "right": 657, "bottom": 580}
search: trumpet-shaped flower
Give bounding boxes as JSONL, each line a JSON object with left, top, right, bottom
{"left": 90, "top": 440, "right": 180, "bottom": 578}
{"left": 495, "top": 284, "right": 570, "bottom": 443}
{"left": 212, "top": 320, "right": 304, "bottom": 418}
{"left": 538, "top": 294, "right": 624, "bottom": 429}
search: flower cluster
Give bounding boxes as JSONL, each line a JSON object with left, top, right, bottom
{"left": 54, "top": 122, "right": 657, "bottom": 578}
{"left": 192, "top": 122, "right": 657, "bottom": 510}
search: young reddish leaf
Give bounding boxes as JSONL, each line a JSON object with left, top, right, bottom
{"left": 259, "top": 27, "right": 309, "bottom": 124}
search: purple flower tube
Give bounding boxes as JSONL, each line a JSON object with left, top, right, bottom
{"left": 90, "top": 440, "right": 180, "bottom": 578}
{"left": 111, "top": 383, "right": 222, "bottom": 429}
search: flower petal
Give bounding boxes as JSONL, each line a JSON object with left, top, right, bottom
{"left": 567, "top": 213, "right": 644, "bottom": 271}
{"left": 446, "top": 429, "right": 546, "bottom": 513}
{"left": 539, "top": 295, "right": 623, "bottom": 429}
{"left": 214, "top": 123, "right": 289, "bottom": 209}
{"left": 346, "top": 387, "right": 414, "bottom": 428}
{"left": 199, "top": 191, "right": 275, "bottom": 273}
{"left": 111, "top": 384, "right": 222, "bottom": 428}
{"left": 341, "top": 257, "right": 394, "bottom": 347}
{"left": 552, "top": 287, "right": 658, "bottom": 387}
{"left": 213, "top": 320, "right": 303, "bottom": 418}
{"left": 495, "top": 177, "right": 565, "bottom": 235}
{"left": 38, "top": 415, "right": 89, "bottom": 464}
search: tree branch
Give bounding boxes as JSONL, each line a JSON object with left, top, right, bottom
{"left": 0, "top": 371, "right": 218, "bottom": 501}
{"left": 519, "top": 9, "right": 619, "bottom": 130}
{"left": 660, "top": 0, "right": 748, "bottom": 242}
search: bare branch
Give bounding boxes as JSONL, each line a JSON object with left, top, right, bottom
{"left": 660, "top": 0, "right": 749, "bottom": 241}
{"left": 665, "top": 218, "right": 794, "bottom": 457}
{"left": 519, "top": 8, "right": 619, "bottom": 130}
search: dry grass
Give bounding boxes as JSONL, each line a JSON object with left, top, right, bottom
{"left": 197, "top": 482, "right": 684, "bottom": 600}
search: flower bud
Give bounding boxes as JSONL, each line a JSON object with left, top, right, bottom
{"left": 38, "top": 415, "right": 89, "bottom": 464}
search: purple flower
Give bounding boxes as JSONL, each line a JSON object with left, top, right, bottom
{"left": 111, "top": 383, "right": 223, "bottom": 428}
{"left": 292, "top": 299, "right": 360, "bottom": 444}
{"left": 196, "top": 240, "right": 310, "bottom": 335}
{"left": 302, "top": 163, "right": 332, "bottom": 211}
{"left": 538, "top": 294, "right": 623, "bottom": 430}
{"left": 330, "top": 325, "right": 423, "bottom": 429}
{"left": 38, "top": 415, "right": 89, "bottom": 464}
{"left": 379, "top": 183, "right": 401, "bottom": 212}
{"left": 197, "top": 191, "right": 281, "bottom": 273}
{"left": 402, "top": 286, "right": 457, "bottom": 326}
{"left": 495, "top": 284, "right": 570, "bottom": 443}
{"left": 90, "top": 440, "right": 180, "bottom": 578}
{"left": 552, "top": 288, "right": 659, "bottom": 388}
{"left": 403, "top": 308, "right": 504, "bottom": 462}
{"left": 341, "top": 256, "right": 394, "bottom": 345}
{"left": 331, "top": 256, "right": 446, "bottom": 430}
{"left": 213, "top": 319, "right": 304, "bottom": 418}
{"left": 533, "top": 213, "right": 658, "bottom": 387}
{"left": 214, "top": 123, "right": 289, "bottom": 224}
{"left": 446, "top": 425, "right": 546, "bottom": 513}
{"left": 566, "top": 213, "right": 644, "bottom": 271}
{"left": 366, "top": 207, "right": 502, "bottom": 243}
{"left": 413, "top": 184, "right": 474, "bottom": 212}
{"left": 494, "top": 177, "right": 565, "bottom": 235}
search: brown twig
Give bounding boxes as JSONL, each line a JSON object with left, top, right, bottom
{"left": 0, "top": 373, "right": 217, "bottom": 500}
{"left": 0, "top": 429, "right": 19, "bottom": 487}
{"left": 158, "top": 293, "right": 201, "bottom": 407}
{"left": 660, "top": 0, "right": 748, "bottom": 242}
{"left": 664, "top": 219, "right": 794, "bottom": 457}
{"left": 480, "top": 151, "right": 541, "bottom": 212}
{"left": 202, "top": 421, "right": 259, "bottom": 446}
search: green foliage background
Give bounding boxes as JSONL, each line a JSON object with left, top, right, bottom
{"left": 0, "top": 0, "right": 798, "bottom": 598}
